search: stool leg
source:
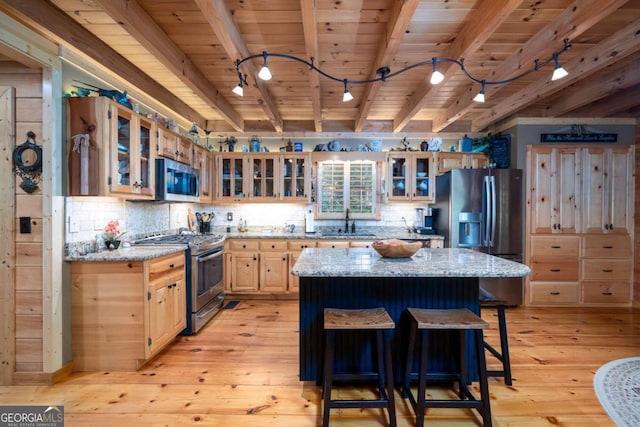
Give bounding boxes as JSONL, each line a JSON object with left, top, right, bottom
{"left": 415, "top": 329, "right": 429, "bottom": 427}
{"left": 497, "top": 305, "right": 512, "bottom": 386}
{"left": 382, "top": 330, "right": 397, "bottom": 427}
{"left": 403, "top": 319, "right": 417, "bottom": 399}
{"left": 375, "top": 330, "right": 387, "bottom": 399}
{"left": 323, "top": 330, "right": 336, "bottom": 427}
{"left": 475, "top": 329, "right": 492, "bottom": 427}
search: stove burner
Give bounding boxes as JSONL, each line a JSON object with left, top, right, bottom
{"left": 134, "top": 233, "right": 225, "bottom": 253}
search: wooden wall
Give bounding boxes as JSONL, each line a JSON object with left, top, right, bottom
{"left": 636, "top": 123, "right": 640, "bottom": 306}
{"left": 0, "top": 60, "right": 44, "bottom": 373}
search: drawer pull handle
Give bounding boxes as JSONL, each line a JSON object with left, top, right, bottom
{"left": 550, "top": 291, "right": 560, "bottom": 295}
{"left": 550, "top": 269, "right": 561, "bottom": 272}
{"left": 602, "top": 246, "right": 613, "bottom": 249}
{"left": 602, "top": 269, "right": 613, "bottom": 273}
{"left": 602, "top": 292, "right": 613, "bottom": 296}
{"left": 550, "top": 245, "right": 561, "bottom": 249}
{"left": 169, "top": 263, "right": 175, "bottom": 268}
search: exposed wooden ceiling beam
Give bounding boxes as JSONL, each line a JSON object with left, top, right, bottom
{"left": 353, "top": 0, "right": 419, "bottom": 132}
{"left": 432, "top": 0, "right": 629, "bottom": 132}
{"left": 0, "top": 0, "right": 207, "bottom": 127}
{"left": 300, "top": 0, "right": 322, "bottom": 132}
{"left": 392, "top": 0, "right": 521, "bottom": 133}
{"left": 472, "top": 18, "right": 640, "bottom": 131}
{"left": 540, "top": 57, "right": 640, "bottom": 117}
{"left": 563, "top": 83, "right": 640, "bottom": 117}
{"left": 194, "top": 0, "right": 283, "bottom": 132}
{"left": 94, "top": 0, "right": 244, "bottom": 132}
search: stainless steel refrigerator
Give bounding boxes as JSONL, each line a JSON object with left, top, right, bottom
{"left": 434, "top": 168, "right": 524, "bottom": 305}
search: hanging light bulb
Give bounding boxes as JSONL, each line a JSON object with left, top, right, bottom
{"left": 258, "top": 51, "right": 272, "bottom": 81}
{"left": 232, "top": 83, "right": 244, "bottom": 96}
{"left": 551, "top": 52, "right": 568, "bottom": 81}
{"left": 473, "top": 80, "right": 486, "bottom": 103}
{"left": 430, "top": 58, "right": 444, "bottom": 84}
{"left": 342, "top": 79, "right": 353, "bottom": 102}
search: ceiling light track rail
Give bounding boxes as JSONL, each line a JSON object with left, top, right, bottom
{"left": 233, "top": 39, "right": 571, "bottom": 103}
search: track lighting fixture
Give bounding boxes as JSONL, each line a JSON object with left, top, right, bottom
{"left": 233, "top": 39, "right": 571, "bottom": 103}
{"left": 473, "top": 80, "right": 486, "bottom": 103}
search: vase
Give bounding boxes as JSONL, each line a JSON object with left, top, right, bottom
{"left": 105, "top": 240, "right": 121, "bottom": 250}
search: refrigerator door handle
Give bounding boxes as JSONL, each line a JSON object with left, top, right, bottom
{"left": 489, "top": 176, "right": 496, "bottom": 247}
{"left": 482, "top": 176, "right": 491, "bottom": 246}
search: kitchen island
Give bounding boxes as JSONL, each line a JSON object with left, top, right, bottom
{"left": 291, "top": 247, "right": 530, "bottom": 382}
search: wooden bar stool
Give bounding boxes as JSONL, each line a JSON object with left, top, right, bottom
{"left": 403, "top": 308, "right": 491, "bottom": 427}
{"left": 323, "top": 307, "right": 397, "bottom": 427}
{"left": 479, "top": 287, "right": 513, "bottom": 385}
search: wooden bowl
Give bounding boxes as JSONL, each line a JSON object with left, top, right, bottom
{"left": 372, "top": 239, "right": 422, "bottom": 258}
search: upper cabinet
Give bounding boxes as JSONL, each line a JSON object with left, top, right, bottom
{"left": 387, "top": 152, "right": 436, "bottom": 202}
{"left": 527, "top": 146, "right": 581, "bottom": 234}
{"left": 192, "top": 144, "right": 213, "bottom": 204}
{"left": 156, "top": 128, "right": 193, "bottom": 165}
{"left": 67, "top": 96, "right": 155, "bottom": 199}
{"left": 436, "top": 152, "right": 488, "bottom": 175}
{"left": 215, "top": 153, "right": 311, "bottom": 202}
{"left": 582, "top": 146, "right": 634, "bottom": 234}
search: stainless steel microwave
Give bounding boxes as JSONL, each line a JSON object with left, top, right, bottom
{"left": 155, "top": 158, "right": 200, "bottom": 202}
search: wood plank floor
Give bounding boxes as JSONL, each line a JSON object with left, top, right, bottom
{"left": 1, "top": 300, "right": 639, "bottom": 426}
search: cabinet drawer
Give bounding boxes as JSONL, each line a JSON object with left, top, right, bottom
{"left": 349, "top": 240, "right": 374, "bottom": 248}
{"left": 529, "top": 283, "right": 579, "bottom": 304}
{"left": 582, "top": 259, "right": 631, "bottom": 281}
{"left": 316, "top": 241, "right": 350, "bottom": 249}
{"left": 582, "top": 282, "right": 631, "bottom": 304}
{"left": 530, "top": 236, "right": 579, "bottom": 258}
{"left": 530, "top": 259, "right": 579, "bottom": 281}
{"left": 259, "top": 240, "right": 288, "bottom": 251}
{"left": 149, "top": 253, "right": 185, "bottom": 275}
{"left": 228, "top": 240, "right": 259, "bottom": 251}
{"left": 582, "top": 235, "right": 631, "bottom": 258}
{"left": 287, "top": 240, "right": 317, "bottom": 251}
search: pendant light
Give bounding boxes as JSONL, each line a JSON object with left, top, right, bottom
{"left": 473, "top": 80, "right": 486, "bottom": 103}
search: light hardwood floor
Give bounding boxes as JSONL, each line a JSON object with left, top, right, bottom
{"left": 1, "top": 300, "right": 638, "bottom": 426}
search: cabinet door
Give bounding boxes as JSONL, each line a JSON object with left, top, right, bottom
{"left": 169, "top": 277, "right": 186, "bottom": 335}
{"left": 259, "top": 253, "right": 289, "bottom": 292}
{"left": 193, "top": 145, "right": 213, "bottom": 203}
{"left": 412, "top": 153, "right": 435, "bottom": 201}
{"left": 218, "top": 154, "right": 246, "bottom": 201}
{"left": 157, "top": 128, "right": 179, "bottom": 160}
{"left": 582, "top": 146, "right": 633, "bottom": 234}
{"left": 249, "top": 155, "right": 277, "bottom": 200}
{"left": 388, "top": 154, "right": 411, "bottom": 200}
{"left": 176, "top": 137, "right": 193, "bottom": 165}
{"left": 148, "top": 280, "right": 171, "bottom": 355}
{"left": 436, "top": 152, "right": 464, "bottom": 175}
{"left": 230, "top": 252, "right": 259, "bottom": 291}
{"left": 281, "top": 153, "right": 310, "bottom": 201}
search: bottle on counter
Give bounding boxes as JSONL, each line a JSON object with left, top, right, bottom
{"left": 305, "top": 210, "right": 315, "bottom": 233}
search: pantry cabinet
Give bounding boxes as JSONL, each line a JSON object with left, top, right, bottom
{"left": 70, "top": 252, "right": 186, "bottom": 371}
{"left": 67, "top": 96, "right": 155, "bottom": 199}
{"left": 387, "top": 152, "right": 436, "bottom": 202}
{"left": 525, "top": 144, "right": 635, "bottom": 307}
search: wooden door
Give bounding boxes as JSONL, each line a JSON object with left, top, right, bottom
{"left": 259, "top": 253, "right": 288, "bottom": 292}
{"left": 230, "top": 252, "right": 258, "bottom": 291}
{"left": 147, "top": 280, "right": 171, "bottom": 355}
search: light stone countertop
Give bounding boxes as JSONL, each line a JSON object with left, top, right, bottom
{"left": 291, "top": 247, "right": 531, "bottom": 278}
{"left": 224, "top": 229, "right": 444, "bottom": 241}
{"left": 65, "top": 245, "right": 186, "bottom": 262}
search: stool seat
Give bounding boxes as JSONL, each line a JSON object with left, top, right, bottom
{"left": 323, "top": 307, "right": 397, "bottom": 427}
{"left": 404, "top": 307, "right": 492, "bottom": 427}
{"left": 324, "top": 307, "right": 395, "bottom": 330}
{"left": 478, "top": 288, "right": 513, "bottom": 385}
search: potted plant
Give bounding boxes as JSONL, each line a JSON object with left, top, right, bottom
{"left": 103, "top": 220, "right": 126, "bottom": 250}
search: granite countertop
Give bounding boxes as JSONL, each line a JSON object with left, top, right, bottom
{"left": 224, "top": 229, "right": 444, "bottom": 241}
{"left": 65, "top": 245, "right": 186, "bottom": 262}
{"left": 291, "top": 247, "right": 531, "bottom": 278}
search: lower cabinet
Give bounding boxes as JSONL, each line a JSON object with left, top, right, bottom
{"left": 526, "top": 234, "right": 632, "bottom": 306}
{"left": 70, "top": 252, "right": 186, "bottom": 371}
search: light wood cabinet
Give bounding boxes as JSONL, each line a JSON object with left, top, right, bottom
{"left": 436, "top": 152, "right": 488, "bottom": 175}
{"left": 67, "top": 96, "right": 155, "bottom": 199}
{"left": 226, "top": 240, "right": 259, "bottom": 292}
{"left": 316, "top": 241, "right": 350, "bottom": 249}
{"left": 387, "top": 152, "right": 436, "bottom": 202}
{"left": 193, "top": 144, "right": 213, "bottom": 203}
{"left": 70, "top": 252, "right": 186, "bottom": 371}
{"left": 259, "top": 240, "right": 289, "bottom": 292}
{"left": 581, "top": 146, "right": 634, "bottom": 234}
{"left": 156, "top": 127, "right": 193, "bottom": 165}
{"left": 527, "top": 145, "right": 581, "bottom": 234}
{"left": 580, "top": 234, "right": 632, "bottom": 305}
{"left": 288, "top": 240, "right": 316, "bottom": 292}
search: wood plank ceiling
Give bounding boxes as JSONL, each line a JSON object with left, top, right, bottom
{"left": 1, "top": 0, "right": 639, "bottom": 135}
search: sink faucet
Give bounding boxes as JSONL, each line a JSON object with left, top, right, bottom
{"left": 345, "top": 208, "right": 350, "bottom": 233}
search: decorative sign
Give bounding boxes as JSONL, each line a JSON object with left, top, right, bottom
{"left": 491, "top": 135, "right": 511, "bottom": 169}
{"left": 540, "top": 124, "right": 617, "bottom": 143}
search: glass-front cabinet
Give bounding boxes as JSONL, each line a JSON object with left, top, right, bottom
{"left": 216, "top": 153, "right": 311, "bottom": 202}
{"left": 67, "top": 96, "right": 155, "bottom": 199}
{"left": 387, "top": 152, "right": 435, "bottom": 202}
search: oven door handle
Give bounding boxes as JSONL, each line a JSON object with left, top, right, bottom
{"left": 197, "top": 249, "right": 223, "bottom": 262}
{"left": 196, "top": 295, "right": 224, "bottom": 319}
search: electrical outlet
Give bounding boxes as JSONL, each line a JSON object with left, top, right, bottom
{"left": 69, "top": 217, "right": 80, "bottom": 233}
{"left": 227, "top": 212, "right": 233, "bottom": 221}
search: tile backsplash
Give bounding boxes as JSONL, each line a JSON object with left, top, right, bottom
{"left": 65, "top": 197, "right": 425, "bottom": 244}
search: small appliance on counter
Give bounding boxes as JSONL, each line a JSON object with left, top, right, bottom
{"left": 415, "top": 207, "right": 437, "bottom": 234}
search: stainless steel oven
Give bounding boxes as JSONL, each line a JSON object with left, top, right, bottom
{"left": 191, "top": 245, "right": 224, "bottom": 333}
{"left": 134, "top": 233, "right": 225, "bottom": 334}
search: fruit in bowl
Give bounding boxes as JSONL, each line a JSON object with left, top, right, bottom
{"left": 372, "top": 239, "right": 422, "bottom": 258}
